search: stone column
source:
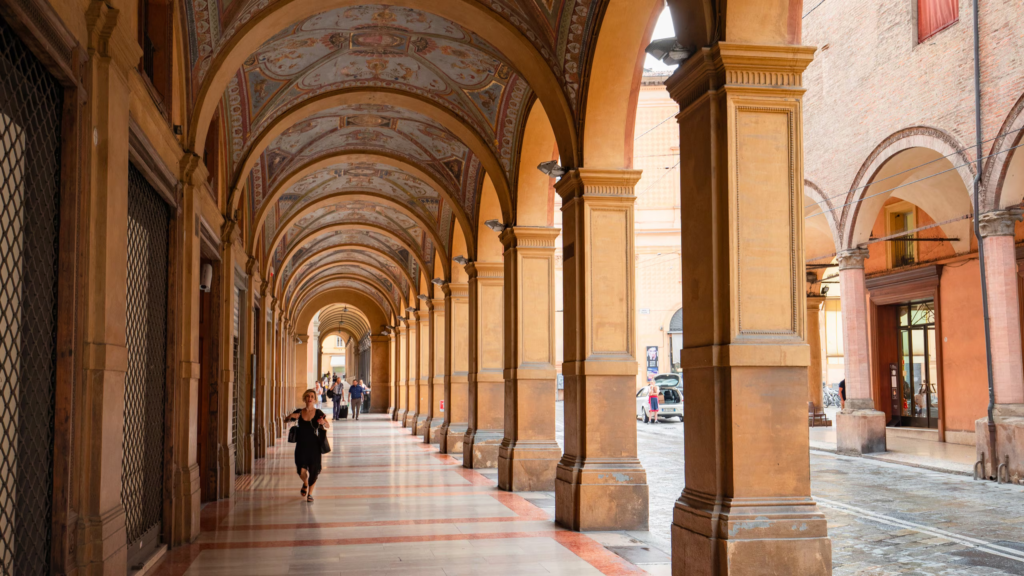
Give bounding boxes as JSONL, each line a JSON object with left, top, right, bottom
{"left": 498, "top": 227, "right": 562, "bottom": 491}
{"left": 255, "top": 285, "right": 270, "bottom": 458}
{"left": 440, "top": 281, "right": 470, "bottom": 453}
{"left": 370, "top": 334, "right": 391, "bottom": 412}
{"left": 976, "top": 209, "right": 1024, "bottom": 480}
{"left": 667, "top": 43, "right": 830, "bottom": 573}
{"left": 425, "top": 293, "right": 447, "bottom": 443}
{"left": 464, "top": 262, "right": 505, "bottom": 468}
{"left": 237, "top": 258, "right": 258, "bottom": 475}
{"left": 404, "top": 315, "right": 420, "bottom": 428}
{"left": 398, "top": 321, "right": 410, "bottom": 425}
{"left": 836, "top": 248, "right": 886, "bottom": 455}
{"left": 808, "top": 296, "right": 825, "bottom": 410}
{"left": 413, "top": 306, "right": 431, "bottom": 434}
{"left": 554, "top": 169, "right": 647, "bottom": 531}
{"left": 389, "top": 330, "right": 398, "bottom": 417}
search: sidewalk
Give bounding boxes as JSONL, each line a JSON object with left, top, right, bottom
{"left": 809, "top": 408, "right": 977, "bottom": 476}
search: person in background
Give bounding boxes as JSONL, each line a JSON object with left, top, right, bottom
{"left": 648, "top": 384, "right": 660, "bottom": 424}
{"left": 332, "top": 375, "right": 347, "bottom": 420}
{"left": 838, "top": 379, "right": 846, "bottom": 410}
{"left": 348, "top": 379, "right": 367, "bottom": 420}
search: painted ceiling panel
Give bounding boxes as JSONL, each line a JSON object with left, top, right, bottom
{"left": 286, "top": 249, "right": 411, "bottom": 308}
{"left": 278, "top": 229, "right": 420, "bottom": 295}
{"left": 294, "top": 278, "right": 392, "bottom": 319}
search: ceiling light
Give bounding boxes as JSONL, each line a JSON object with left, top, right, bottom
{"left": 417, "top": 294, "right": 429, "bottom": 301}
{"left": 406, "top": 306, "right": 417, "bottom": 312}
{"left": 484, "top": 219, "right": 506, "bottom": 233}
{"left": 644, "top": 38, "right": 691, "bottom": 65}
{"left": 453, "top": 255, "right": 469, "bottom": 265}
{"left": 386, "top": 324, "right": 396, "bottom": 330}
{"left": 805, "top": 270, "right": 818, "bottom": 284}
{"left": 537, "top": 160, "right": 565, "bottom": 178}
{"left": 431, "top": 278, "right": 447, "bottom": 286}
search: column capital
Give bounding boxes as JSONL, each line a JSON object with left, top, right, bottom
{"left": 666, "top": 42, "right": 816, "bottom": 112}
{"left": 837, "top": 248, "right": 870, "bottom": 270}
{"left": 417, "top": 308, "right": 431, "bottom": 322}
{"left": 467, "top": 261, "right": 503, "bottom": 279}
{"left": 296, "top": 334, "right": 309, "bottom": 344}
{"left": 441, "top": 283, "right": 452, "bottom": 298}
{"left": 431, "top": 297, "right": 446, "bottom": 312}
{"left": 554, "top": 168, "right": 642, "bottom": 202}
{"left": 499, "top": 225, "right": 560, "bottom": 250}
{"left": 979, "top": 209, "right": 1023, "bottom": 237}
{"left": 448, "top": 282, "right": 468, "bottom": 299}
{"left": 806, "top": 295, "right": 826, "bottom": 310}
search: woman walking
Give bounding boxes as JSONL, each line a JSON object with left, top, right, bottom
{"left": 284, "top": 389, "right": 329, "bottom": 502}
{"left": 648, "top": 384, "right": 660, "bottom": 424}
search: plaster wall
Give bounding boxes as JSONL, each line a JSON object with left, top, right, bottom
{"left": 938, "top": 259, "right": 988, "bottom": 434}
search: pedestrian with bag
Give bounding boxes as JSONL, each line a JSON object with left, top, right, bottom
{"left": 331, "top": 376, "right": 347, "bottom": 420}
{"left": 284, "top": 389, "right": 330, "bottom": 502}
{"left": 648, "top": 384, "right": 660, "bottom": 424}
{"left": 348, "top": 379, "right": 367, "bottom": 420}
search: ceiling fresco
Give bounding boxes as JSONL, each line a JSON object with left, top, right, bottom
{"left": 260, "top": 161, "right": 454, "bottom": 255}
{"left": 288, "top": 249, "right": 411, "bottom": 303}
{"left": 245, "top": 103, "right": 482, "bottom": 229}
{"left": 294, "top": 278, "right": 393, "bottom": 319}
{"left": 293, "top": 264, "right": 402, "bottom": 310}
{"left": 278, "top": 229, "right": 421, "bottom": 296}
{"left": 222, "top": 9, "right": 532, "bottom": 175}
{"left": 268, "top": 198, "right": 435, "bottom": 273}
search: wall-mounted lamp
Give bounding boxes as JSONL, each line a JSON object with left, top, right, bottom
{"left": 484, "top": 219, "right": 506, "bottom": 233}
{"left": 199, "top": 263, "right": 213, "bottom": 292}
{"left": 820, "top": 285, "right": 830, "bottom": 296}
{"left": 453, "top": 255, "right": 469, "bottom": 265}
{"left": 417, "top": 294, "right": 429, "bottom": 301}
{"left": 431, "top": 278, "right": 447, "bottom": 286}
{"left": 537, "top": 160, "right": 565, "bottom": 178}
{"left": 644, "top": 38, "right": 691, "bottom": 65}
{"left": 406, "top": 306, "right": 417, "bottom": 313}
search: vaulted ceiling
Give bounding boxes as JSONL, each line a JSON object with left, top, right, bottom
{"left": 183, "top": 0, "right": 610, "bottom": 332}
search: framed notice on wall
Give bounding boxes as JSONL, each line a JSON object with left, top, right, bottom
{"left": 646, "top": 346, "right": 659, "bottom": 381}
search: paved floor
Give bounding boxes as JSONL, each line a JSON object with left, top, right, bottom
{"left": 151, "top": 412, "right": 646, "bottom": 576}
{"left": 154, "top": 404, "right": 1024, "bottom": 575}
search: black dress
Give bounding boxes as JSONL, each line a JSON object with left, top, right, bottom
{"left": 292, "top": 408, "right": 325, "bottom": 485}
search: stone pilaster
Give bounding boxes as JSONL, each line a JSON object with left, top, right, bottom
{"left": 403, "top": 315, "right": 419, "bottom": 428}
{"left": 254, "top": 283, "right": 271, "bottom": 458}
{"left": 216, "top": 224, "right": 238, "bottom": 502}
{"left": 425, "top": 293, "right": 447, "bottom": 443}
{"left": 370, "top": 334, "right": 391, "bottom": 413}
{"left": 554, "top": 168, "right": 648, "bottom": 531}
{"left": 808, "top": 295, "right": 825, "bottom": 411}
{"left": 498, "top": 226, "right": 562, "bottom": 491}
{"left": 835, "top": 248, "right": 886, "bottom": 455}
{"left": 976, "top": 209, "right": 1024, "bottom": 482}
{"left": 667, "top": 43, "right": 831, "bottom": 574}
{"left": 412, "top": 306, "right": 431, "bottom": 435}
{"left": 397, "top": 320, "right": 410, "bottom": 425}
{"left": 440, "top": 281, "right": 470, "bottom": 453}
{"left": 463, "top": 262, "right": 505, "bottom": 469}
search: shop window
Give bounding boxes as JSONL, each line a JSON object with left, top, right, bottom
{"left": 138, "top": 0, "right": 173, "bottom": 112}
{"left": 917, "top": 0, "right": 958, "bottom": 42}
{"left": 887, "top": 205, "right": 917, "bottom": 268}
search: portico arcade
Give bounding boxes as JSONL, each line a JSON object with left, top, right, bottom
{"left": 1, "top": 0, "right": 833, "bottom": 572}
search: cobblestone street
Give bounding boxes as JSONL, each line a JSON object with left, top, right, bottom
{"left": 554, "top": 403, "right": 1024, "bottom": 575}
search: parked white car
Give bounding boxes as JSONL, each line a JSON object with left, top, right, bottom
{"left": 636, "top": 374, "right": 683, "bottom": 422}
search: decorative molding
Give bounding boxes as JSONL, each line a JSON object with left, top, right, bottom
{"left": 467, "top": 261, "right": 503, "bottom": 279}
{"left": 500, "top": 226, "right": 560, "bottom": 250}
{"left": 129, "top": 116, "right": 180, "bottom": 209}
{"left": 197, "top": 214, "right": 221, "bottom": 261}
{"left": 554, "top": 168, "right": 643, "bottom": 202}
{"left": 866, "top": 265, "right": 940, "bottom": 305}
{"left": 84, "top": 0, "right": 139, "bottom": 72}
{"left": 0, "top": 0, "right": 84, "bottom": 92}
{"left": 837, "top": 248, "right": 870, "bottom": 270}
{"left": 978, "top": 209, "right": 1023, "bottom": 238}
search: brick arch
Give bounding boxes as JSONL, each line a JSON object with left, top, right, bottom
{"left": 804, "top": 179, "right": 841, "bottom": 252}
{"left": 984, "top": 90, "right": 1024, "bottom": 209}
{"left": 840, "top": 126, "right": 975, "bottom": 250}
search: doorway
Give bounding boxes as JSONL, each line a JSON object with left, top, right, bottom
{"left": 896, "top": 301, "right": 939, "bottom": 429}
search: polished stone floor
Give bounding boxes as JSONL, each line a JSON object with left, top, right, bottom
{"left": 153, "top": 404, "right": 1024, "bottom": 575}
{"left": 151, "top": 412, "right": 646, "bottom": 575}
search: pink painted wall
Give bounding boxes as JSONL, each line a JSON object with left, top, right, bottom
{"left": 939, "top": 260, "right": 989, "bottom": 433}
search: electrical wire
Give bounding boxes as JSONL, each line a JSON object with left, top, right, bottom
{"left": 636, "top": 161, "right": 681, "bottom": 197}
{"left": 803, "top": 124, "right": 1024, "bottom": 211}
{"left": 634, "top": 113, "right": 678, "bottom": 141}
{"left": 802, "top": 0, "right": 829, "bottom": 19}
{"left": 804, "top": 140, "right": 1024, "bottom": 220}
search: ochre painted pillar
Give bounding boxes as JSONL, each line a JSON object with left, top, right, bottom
{"left": 237, "top": 258, "right": 258, "bottom": 475}
{"left": 464, "top": 262, "right": 505, "bottom": 468}
{"left": 977, "top": 210, "right": 1024, "bottom": 481}
{"left": 667, "top": 43, "right": 831, "bottom": 573}
{"left": 440, "top": 281, "right": 470, "bottom": 453}
{"left": 254, "top": 285, "right": 271, "bottom": 459}
{"left": 398, "top": 322, "right": 410, "bottom": 425}
{"left": 370, "top": 334, "right": 391, "bottom": 413}
{"left": 836, "top": 249, "right": 886, "bottom": 455}
{"left": 413, "top": 306, "right": 431, "bottom": 434}
{"left": 404, "top": 315, "right": 420, "bottom": 428}
{"left": 554, "top": 169, "right": 648, "bottom": 531}
{"left": 808, "top": 296, "right": 825, "bottom": 411}
{"left": 498, "top": 227, "right": 562, "bottom": 491}
{"left": 425, "top": 292, "right": 447, "bottom": 443}
{"left": 389, "top": 330, "right": 398, "bottom": 417}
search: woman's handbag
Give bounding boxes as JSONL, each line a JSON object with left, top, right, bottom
{"left": 318, "top": 425, "right": 331, "bottom": 454}
{"left": 287, "top": 424, "right": 299, "bottom": 443}
{"left": 326, "top": 389, "right": 335, "bottom": 400}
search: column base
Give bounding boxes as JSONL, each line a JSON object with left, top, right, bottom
{"left": 498, "top": 439, "right": 561, "bottom": 491}
{"left": 412, "top": 413, "right": 428, "bottom": 435}
{"left": 976, "top": 404, "right": 1024, "bottom": 482}
{"left": 554, "top": 457, "right": 648, "bottom": 531}
{"left": 169, "top": 462, "right": 201, "bottom": 545}
{"left": 396, "top": 408, "right": 408, "bottom": 425}
{"left": 77, "top": 504, "right": 127, "bottom": 574}
{"left": 439, "top": 423, "right": 465, "bottom": 454}
{"left": 836, "top": 407, "right": 886, "bottom": 455}
{"left": 672, "top": 490, "right": 831, "bottom": 576}
{"left": 217, "top": 444, "right": 236, "bottom": 500}
{"left": 403, "top": 411, "right": 418, "bottom": 428}
{"left": 237, "top": 433, "right": 253, "bottom": 474}
{"left": 464, "top": 428, "right": 503, "bottom": 468}
{"left": 423, "top": 417, "right": 443, "bottom": 445}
